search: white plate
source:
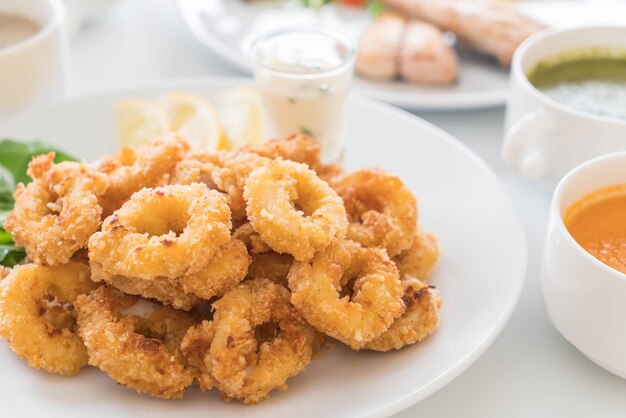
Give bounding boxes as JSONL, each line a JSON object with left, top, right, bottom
{"left": 177, "top": 0, "right": 626, "bottom": 110}
{"left": 0, "top": 78, "right": 527, "bottom": 417}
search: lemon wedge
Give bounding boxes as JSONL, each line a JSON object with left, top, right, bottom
{"left": 157, "top": 92, "right": 222, "bottom": 151}
{"left": 117, "top": 100, "right": 169, "bottom": 148}
{"left": 217, "top": 88, "right": 265, "bottom": 150}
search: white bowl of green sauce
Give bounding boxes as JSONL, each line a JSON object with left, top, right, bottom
{"left": 502, "top": 26, "right": 626, "bottom": 190}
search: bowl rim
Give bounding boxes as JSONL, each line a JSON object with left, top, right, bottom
{"left": 512, "top": 25, "right": 626, "bottom": 127}
{"left": 552, "top": 150, "right": 626, "bottom": 283}
{"left": 0, "top": 0, "right": 65, "bottom": 60}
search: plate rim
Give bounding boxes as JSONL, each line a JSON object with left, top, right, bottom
{"left": 0, "top": 76, "right": 528, "bottom": 417}
{"left": 176, "top": 0, "right": 509, "bottom": 111}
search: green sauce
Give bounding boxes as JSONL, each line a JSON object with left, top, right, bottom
{"left": 527, "top": 49, "right": 626, "bottom": 120}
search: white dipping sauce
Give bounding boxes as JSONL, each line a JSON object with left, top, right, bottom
{"left": 252, "top": 28, "right": 355, "bottom": 163}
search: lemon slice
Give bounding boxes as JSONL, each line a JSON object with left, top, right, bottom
{"left": 157, "top": 92, "right": 222, "bottom": 151}
{"left": 217, "top": 87, "right": 265, "bottom": 150}
{"left": 117, "top": 100, "right": 169, "bottom": 148}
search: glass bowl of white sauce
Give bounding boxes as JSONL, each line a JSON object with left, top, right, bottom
{"left": 250, "top": 26, "right": 357, "bottom": 163}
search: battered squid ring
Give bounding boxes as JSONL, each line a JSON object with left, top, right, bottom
{"left": 233, "top": 223, "right": 293, "bottom": 286}
{"left": 0, "top": 262, "right": 97, "bottom": 375}
{"left": 394, "top": 228, "right": 441, "bottom": 280}
{"left": 88, "top": 183, "right": 231, "bottom": 279}
{"left": 244, "top": 159, "right": 348, "bottom": 261}
{"left": 232, "top": 222, "right": 271, "bottom": 254}
{"left": 288, "top": 240, "right": 405, "bottom": 350}
{"left": 4, "top": 153, "right": 109, "bottom": 265}
{"left": 180, "top": 320, "right": 216, "bottom": 391}
{"left": 242, "top": 134, "right": 322, "bottom": 169}
{"left": 243, "top": 134, "right": 345, "bottom": 183}
{"left": 94, "top": 135, "right": 189, "bottom": 215}
{"left": 75, "top": 286, "right": 197, "bottom": 399}
{"left": 247, "top": 252, "right": 294, "bottom": 287}
{"left": 212, "top": 152, "right": 269, "bottom": 221}
{"left": 90, "top": 261, "right": 201, "bottom": 311}
{"left": 180, "top": 238, "right": 251, "bottom": 300}
{"left": 329, "top": 169, "right": 418, "bottom": 258}
{"left": 170, "top": 152, "right": 250, "bottom": 220}
{"left": 364, "top": 276, "right": 441, "bottom": 352}
{"left": 170, "top": 152, "right": 226, "bottom": 187}
{"left": 210, "top": 279, "right": 318, "bottom": 404}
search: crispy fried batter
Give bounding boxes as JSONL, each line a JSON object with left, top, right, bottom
{"left": 90, "top": 261, "right": 201, "bottom": 311}
{"left": 243, "top": 134, "right": 345, "bottom": 182}
{"left": 94, "top": 135, "right": 188, "bottom": 215}
{"left": 232, "top": 222, "right": 271, "bottom": 254}
{"left": 180, "top": 320, "right": 216, "bottom": 391}
{"left": 181, "top": 238, "right": 250, "bottom": 300}
{"left": 0, "top": 263, "right": 97, "bottom": 375}
{"left": 243, "top": 134, "right": 322, "bottom": 169}
{"left": 394, "top": 228, "right": 441, "bottom": 280}
{"left": 247, "top": 252, "right": 293, "bottom": 287}
{"left": 210, "top": 279, "right": 317, "bottom": 403}
{"left": 244, "top": 159, "right": 347, "bottom": 261}
{"left": 212, "top": 152, "right": 269, "bottom": 221}
{"left": 288, "top": 240, "right": 405, "bottom": 350}
{"left": 0, "top": 134, "right": 444, "bottom": 404}
{"left": 89, "top": 184, "right": 231, "bottom": 279}
{"left": 75, "top": 286, "right": 196, "bottom": 399}
{"left": 4, "top": 154, "right": 109, "bottom": 265}
{"left": 330, "top": 169, "right": 417, "bottom": 257}
{"left": 364, "top": 276, "right": 440, "bottom": 351}
{"left": 170, "top": 152, "right": 226, "bottom": 188}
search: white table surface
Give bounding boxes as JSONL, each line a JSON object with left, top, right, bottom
{"left": 64, "top": 0, "right": 626, "bottom": 416}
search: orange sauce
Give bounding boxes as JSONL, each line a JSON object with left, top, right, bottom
{"left": 565, "top": 184, "right": 626, "bottom": 275}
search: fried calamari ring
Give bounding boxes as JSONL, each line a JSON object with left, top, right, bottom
{"left": 94, "top": 135, "right": 189, "bottom": 215}
{"left": 75, "top": 286, "right": 197, "bottom": 399}
{"left": 247, "top": 252, "right": 293, "bottom": 287}
{"left": 180, "top": 320, "right": 216, "bottom": 391}
{"left": 232, "top": 222, "right": 271, "bottom": 254}
{"left": 364, "top": 277, "right": 440, "bottom": 351}
{"left": 210, "top": 279, "right": 317, "bottom": 404}
{"left": 169, "top": 151, "right": 250, "bottom": 220}
{"left": 233, "top": 223, "right": 293, "bottom": 286}
{"left": 243, "top": 134, "right": 322, "bottom": 169}
{"left": 244, "top": 159, "right": 347, "bottom": 261}
{"left": 330, "top": 169, "right": 417, "bottom": 257}
{"left": 89, "top": 183, "right": 231, "bottom": 279}
{"left": 211, "top": 152, "right": 269, "bottom": 221}
{"left": 316, "top": 162, "right": 345, "bottom": 183}
{"left": 0, "top": 263, "right": 97, "bottom": 375}
{"left": 288, "top": 240, "right": 404, "bottom": 349}
{"left": 180, "top": 238, "right": 251, "bottom": 300}
{"left": 242, "top": 134, "right": 344, "bottom": 181}
{"left": 170, "top": 152, "right": 226, "bottom": 187}
{"left": 90, "top": 261, "right": 201, "bottom": 311}
{"left": 4, "top": 153, "right": 109, "bottom": 265}
{"left": 394, "top": 228, "right": 441, "bottom": 280}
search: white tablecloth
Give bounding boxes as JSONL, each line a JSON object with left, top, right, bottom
{"left": 69, "top": 1, "right": 626, "bottom": 416}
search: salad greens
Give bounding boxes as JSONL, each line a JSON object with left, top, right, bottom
{"left": 0, "top": 139, "right": 77, "bottom": 267}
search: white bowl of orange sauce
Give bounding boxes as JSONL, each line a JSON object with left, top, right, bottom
{"left": 542, "top": 151, "right": 626, "bottom": 379}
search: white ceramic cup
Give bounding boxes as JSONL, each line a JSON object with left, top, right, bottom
{"left": 0, "top": 0, "right": 70, "bottom": 116}
{"left": 502, "top": 26, "right": 626, "bottom": 190}
{"left": 541, "top": 151, "right": 626, "bottom": 379}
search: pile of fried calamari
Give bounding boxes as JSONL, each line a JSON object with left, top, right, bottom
{"left": 0, "top": 134, "right": 441, "bottom": 404}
